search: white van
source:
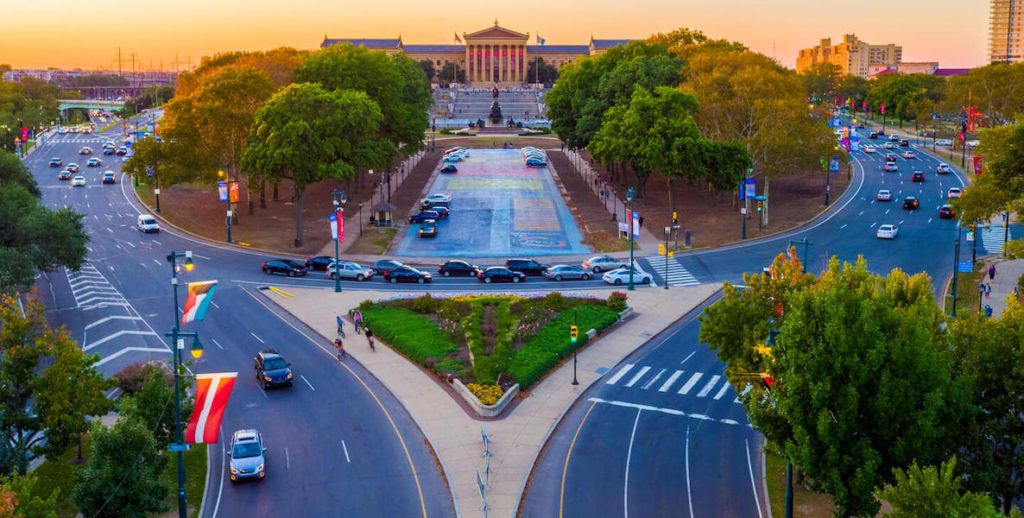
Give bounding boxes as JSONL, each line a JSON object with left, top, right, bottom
{"left": 136, "top": 214, "right": 160, "bottom": 233}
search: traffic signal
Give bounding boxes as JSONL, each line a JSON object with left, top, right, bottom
{"left": 570, "top": 325, "right": 579, "bottom": 343}
{"left": 757, "top": 201, "right": 763, "bottom": 212}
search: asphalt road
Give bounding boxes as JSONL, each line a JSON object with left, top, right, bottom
{"left": 27, "top": 129, "right": 455, "bottom": 518}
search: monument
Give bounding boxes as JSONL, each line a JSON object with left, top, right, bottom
{"left": 489, "top": 102, "right": 503, "bottom": 124}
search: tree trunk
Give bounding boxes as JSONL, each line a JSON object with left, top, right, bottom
{"left": 294, "top": 187, "right": 305, "bottom": 247}
{"left": 247, "top": 186, "right": 255, "bottom": 216}
{"left": 667, "top": 176, "right": 675, "bottom": 222}
{"left": 259, "top": 180, "right": 266, "bottom": 209}
{"left": 77, "top": 434, "right": 83, "bottom": 462}
{"left": 273, "top": 181, "right": 279, "bottom": 201}
{"left": 763, "top": 177, "right": 771, "bottom": 228}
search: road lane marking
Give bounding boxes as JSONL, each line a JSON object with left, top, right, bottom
{"left": 560, "top": 401, "right": 597, "bottom": 518}
{"left": 300, "top": 375, "right": 315, "bottom": 391}
{"left": 686, "top": 426, "right": 694, "bottom": 518}
{"left": 587, "top": 398, "right": 746, "bottom": 426}
{"left": 858, "top": 210, "right": 864, "bottom": 216}
{"left": 885, "top": 209, "right": 890, "bottom": 214}
{"left": 210, "top": 301, "right": 220, "bottom": 309}
{"left": 623, "top": 408, "right": 642, "bottom": 518}
{"left": 746, "top": 439, "right": 765, "bottom": 518}
{"left": 606, "top": 364, "right": 634, "bottom": 385}
{"left": 153, "top": 239, "right": 161, "bottom": 245}
{"left": 714, "top": 381, "right": 732, "bottom": 400}
{"left": 641, "top": 368, "right": 665, "bottom": 390}
{"left": 124, "top": 241, "right": 135, "bottom": 248}
{"left": 153, "top": 259, "right": 161, "bottom": 266}
{"left": 285, "top": 447, "right": 291, "bottom": 470}
{"left": 250, "top": 332, "right": 264, "bottom": 343}
{"left": 342, "top": 440, "right": 351, "bottom": 463}
{"left": 658, "top": 370, "right": 683, "bottom": 392}
{"left": 678, "top": 373, "right": 703, "bottom": 394}
{"left": 211, "top": 338, "right": 224, "bottom": 350}
{"left": 624, "top": 366, "right": 650, "bottom": 387}
{"left": 680, "top": 351, "right": 695, "bottom": 364}
{"left": 106, "top": 228, "right": 113, "bottom": 233}
{"left": 696, "top": 375, "right": 721, "bottom": 398}
{"left": 839, "top": 224, "right": 847, "bottom": 229}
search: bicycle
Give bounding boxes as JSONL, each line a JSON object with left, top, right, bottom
{"left": 334, "top": 338, "right": 346, "bottom": 360}
{"left": 336, "top": 316, "right": 345, "bottom": 338}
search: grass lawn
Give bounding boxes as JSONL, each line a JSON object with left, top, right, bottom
{"left": 948, "top": 267, "right": 991, "bottom": 317}
{"left": 346, "top": 227, "right": 398, "bottom": 254}
{"left": 764, "top": 451, "right": 836, "bottom": 517}
{"left": 582, "top": 228, "right": 630, "bottom": 252}
{"left": 158, "top": 445, "right": 207, "bottom": 518}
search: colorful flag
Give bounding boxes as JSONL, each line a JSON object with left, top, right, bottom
{"left": 537, "top": 35, "right": 545, "bottom": 45}
{"left": 329, "top": 211, "right": 345, "bottom": 242}
{"left": 974, "top": 156, "right": 983, "bottom": 175}
{"left": 181, "top": 281, "right": 217, "bottom": 325}
{"left": 454, "top": 33, "right": 462, "bottom": 44}
{"left": 185, "top": 373, "right": 237, "bottom": 444}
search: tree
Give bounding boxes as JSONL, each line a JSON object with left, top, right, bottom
{"left": 437, "top": 62, "right": 466, "bottom": 83}
{"left": 946, "top": 63, "right": 1024, "bottom": 126}
{"left": 0, "top": 150, "right": 39, "bottom": 197}
{"left": 799, "top": 62, "right": 842, "bottom": 100}
{"left": 0, "top": 182, "right": 88, "bottom": 295}
{"left": 954, "top": 117, "right": 1024, "bottom": 224}
{"left": 878, "top": 457, "right": 1013, "bottom": 518}
{"left": 836, "top": 75, "right": 870, "bottom": 108}
{"left": 72, "top": 416, "right": 168, "bottom": 518}
{"left": 418, "top": 59, "right": 436, "bottom": 81}
{"left": 118, "top": 365, "right": 190, "bottom": 450}
{"left": 175, "top": 47, "right": 308, "bottom": 97}
{"left": 526, "top": 58, "right": 559, "bottom": 84}
{"left": 242, "top": 83, "right": 389, "bottom": 247}
{"left": 0, "top": 471, "right": 58, "bottom": 518}
{"left": 0, "top": 296, "right": 113, "bottom": 476}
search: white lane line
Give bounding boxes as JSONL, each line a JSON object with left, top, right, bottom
{"left": 659, "top": 370, "right": 684, "bottom": 392}
{"left": 696, "top": 375, "right": 722, "bottom": 398}
{"left": 624, "top": 366, "right": 651, "bottom": 388}
{"left": 641, "top": 369, "right": 665, "bottom": 390}
{"left": 250, "top": 332, "right": 264, "bottom": 343}
{"left": 606, "top": 364, "right": 635, "bottom": 385}
{"left": 678, "top": 373, "right": 703, "bottom": 395}
{"left": 928, "top": 218, "right": 933, "bottom": 223}
{"left": 839, "top": 224, "right": 847, "bottom": 229}
{"left": 285, "top": 447, "right": 291, "bottom": 470}
{"left": 139, "top": 262, "right": 146, "bottom": 268}
{"left": 870, "top": 222, "right": 877, "bottom": 228}
{"left": 341, "top": 440, "right": 351, "bottom": 463}
{"left": 858, "top": 210, "right": 864, "bottom": 216}
{"left": 714, "top": 382, "right": 732, "bottom": 400}
{"left": 211, "top": 338, "right": 224, "bottom": 350}
{"left": 300, "top": 375, "right": 315, "bottom": 391}
{"left": 885, "top": 209, "right": 890, "bottom": 214}
{"left": 210, "top": 301, "right": 220, "bottom": 309}
{"left": 153, "top": 259, "right": 161, "bottom": 266}
{"left": 686, "top": 426, "right": 694, "bottom": 518}
{"left": 746, "top": 439, "right": 764, "bottom": 518}
{"left": 106, "top": 227, "right": 113, "bottom": 233}
{"left": 124, "top": 241, "right": 135, "bottom": 248}
{"left": 152, "top": 239, "right": 162, "bottom": 245}
{"left": 680, "top": 351, "right": 695, "bottom": 364}
{"left": 108, "top": 265, "right": 115, "bottom": 272}
{"left": 623, "top": 409, "right": 642, "bottom": 518}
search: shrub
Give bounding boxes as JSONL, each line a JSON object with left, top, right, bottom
{"left": 466, "top": 383, "right": 504, "bottom": 406}
{"left": 607, "top": 291, "right": 628, "bottom": 312}
{"left": 358, "top": 299, "right": 374, "bottom": 311}
{"left": 542, "top": 292, "right": 567, "bottom": 312}
{"left": 433, "top": 357, "right": 464, "bottom": 377}
{"left": 113, "top": 362, "right": 170, "bottom": 395}
{"left": 412, "top": 293, "right": 438, "bottom": 314}
{"left": 509, "top": 305, "right": 619, "bottom": 388}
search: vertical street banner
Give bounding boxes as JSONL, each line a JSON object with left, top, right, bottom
{"left": 880, "top": 104, "right": 886, "bottom": 114}
{"left": 217, "top": 182, "right": 228, "bottom": 202}
{"left": 181, "top": 280, "right": 218, "bottom": 325}
{"left": 744, "top": 178, "right": 756, "bottom": 199}
{"left": 185, "top": 373, "right": 237, "bottom": 444}
{"left": 329, "top": 211, "right": 345, "bottom": 242}
{"left": 829, "top": 156, "right": 840, "bottom": 172}
{"left": 229, "top": 181, "right": 240, "bottom": 203}
{"left": 20, "top": 127, "right": 28, "bottom": 142}
{"left": 974, "top": 156, "right": 984, "bottom": 175}
{"left": 862, "top": 100, "right": 867, "bottom": 111}
{"left": 850, "top": 136, "right": 860, "bottom": 152}
{"left": 631, "top": 211, "right": 641, "bottom": 239}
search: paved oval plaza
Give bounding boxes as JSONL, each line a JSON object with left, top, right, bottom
{"left": 395, "top": 148, "right": 590, "bottom": 257}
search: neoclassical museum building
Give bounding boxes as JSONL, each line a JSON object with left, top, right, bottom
{"left": 321, "top": 21, "right": 632, "bottom": 87}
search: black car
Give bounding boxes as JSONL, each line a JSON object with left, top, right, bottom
{"left": 430, "top": 206, "right": 450, "bottom": 219}
{"left": 438, "top": 260, "right": 481, "bottom": 277}
{"left": 410, "top": 210, "right": 440, "bottom": 224}
{"left": 102, "top": 147, "right": 115, "bottom": 155}
{"left": 440, "top": 164, "right": 457, "bottom": 173}
{"left": 939, "top": 204, "right": 956, "bottom": 219}
{"left": 418, "top": 219, "right": 438, "bottom": 238}
{"left": 478, "top": 267, "right": 526, "bottom": 283}
{"left": 506, "top": 258, "right": 548, "bottom": 276}
{"left": 912, "top": 172, "right": 924, "bottom": 183}
{"left": 903, "top": 197, "right": 919, "bottom": 210}
{"left": 421, "top": 200, "right": 450, "bottom": 211}
{"left": 383, "top": 266, "right": 432, "bottom": 284}
{"left": 305, "top": 255, "right": 334, "bottom": 271}
{"left": 371, "top": 260, "right": 404, "bottom": 275}
{"left": 899, "top": 139, "right": 910, "bottom": 147}
{"left": 262, "top": 259, "right": 308, "bottom": 277}
{"left": 254, "top": 349, "right": 293, "bottom": 389}
{"left": 868, "top": 132, "right": 878, "bottom": 139}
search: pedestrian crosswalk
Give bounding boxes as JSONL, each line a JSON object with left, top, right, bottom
{"left": 980, "top": 226, "right": 1010, "bottom": 254}
{"left": 65, "top": 263, "right": 128, "bottom": 310}
{"left": 606, "top": 363, "right": 743, "bottom": 403}
{"left": 51, "top": 136, "right": 114, "bottom": 144}
{"left": 643, "top": 255, "right": 700, "bottom": 286}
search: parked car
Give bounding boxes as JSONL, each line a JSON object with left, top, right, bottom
{"left": 58, "top": 170, "right": 72, "bottom": 180}
{"left": 438, "top": 260, "right": 480, "bottom": 277}
{"left": 326, "top": 260, "right": 374, "bottom": 281}
{"left": 582, "top": 255, "right": 628, "bottom": 273}
{"left": 939, "top": 205, "right": 956, "bottom": 219}
{"left": 87, "top": 157, "right": 102, "bottom": 167}
{"left": 948, "top": 187, "right": 963, "bottom": 198}
{"left": 261, "top": 259, "right": 308, "bottom": 277}
{"left": 937, "top": 163, "right": 952, "bottom": 174}
{"left": 429, "top": 205, "right": 450, "bottom": 219}
{"left": 228, "top": 429, "right": 267, "bottom": 482}
{"left": 544, "top": 264, "right": 592, "bottom": 281}
{"left": 383, "top": 266, "right": 432, "bottom": 284}
{"left": 876, "top": 224, "right": 898, "bottom": 239}
{"left": 78, "top": 146, "right": 92, "bottom": 155}
{"left": 936, "top": 139, "right": 954, "bottom": 146}
{"left": 305, "top": 256, "right": 334, "bottom": 271}
{"left": 136, "top": 214, "right": 160, "bottom": 233}
{"left": 440, "top": 163, "right": 457, "bottom": 173}
{"left": 884, "top": 162, "right": 898, "bottom": 172}
{"left": 478, "top": 267, "right": 526, "bottom": 283}
{"left": 254, "top": 349, "right": 293, "bottom": 389}
{"left": 422, "top": 193, "right": 452, "bottom": 205}
{"left": 102, "top": 171, "right": 116, "bottom": 184}
{"left": 912, "top": 171, "right": 925, "bottom": 183}
{"left": 422, "top": 199, "right": 450, "bottom": 212}
{"left": 603, "top": 265, "right": 652, "bottom": 286}
{"left": 877, "top": 190, "right": 892, "bottom": 201}
{"left": 903, "top": 197, "right": 919, "bottom": 210}
{"left": 418, "top": 219, "right": 438, "bottom": 238}
{"left": 371, "top": 260, "right": 404, "bottom": 275}
{"left": 506, "top": 258, "right": 548, "bottom": 276}
{"left": 48, "top": 157, "right": 62, "bottom": 167}
{"left": 410, "top": 210, "right": 440, "bottom": 224}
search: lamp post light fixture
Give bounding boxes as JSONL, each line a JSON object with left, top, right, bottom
{"left": 626, "top": 186, "right": 636, "bottom": 291}
{"left": 331, "top": 188, "right": 348, "bottom": 293}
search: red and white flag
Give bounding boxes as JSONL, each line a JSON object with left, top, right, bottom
{"left": 185, "top": 372, "right": 237, "bottom": 444}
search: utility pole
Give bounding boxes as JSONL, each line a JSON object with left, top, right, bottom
{"left": 951, "top": 228, "right": 961, "bottom": 317}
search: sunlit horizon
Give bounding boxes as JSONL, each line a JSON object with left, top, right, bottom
{"left": 3, "top": 0, "right": 988, "bottom": 71}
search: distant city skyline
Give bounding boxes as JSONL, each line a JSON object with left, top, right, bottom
{"left": 1, "top": 0, "right": 988, "bottom": 71}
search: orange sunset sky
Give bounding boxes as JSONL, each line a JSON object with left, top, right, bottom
{"left": 2, "top": 0, "right": 989, "bottom": 71}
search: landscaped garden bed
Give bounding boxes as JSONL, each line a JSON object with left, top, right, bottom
{"left": 355, "top": 291, "right": 625, "bottom": 412}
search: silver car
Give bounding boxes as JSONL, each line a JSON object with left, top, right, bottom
{"left": 228, "top": 429, "right": 266, "bottom": 482}
{"left": 326, "top": 260, "right": 375, "bottom": 281}
{"left": 544, "top": 264, "right": 593, "bottom": 281}
{"left": 582, "top": 255, "right": 627, "bottom": 273}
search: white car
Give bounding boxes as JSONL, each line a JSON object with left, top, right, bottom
{"left": 444, "top": 147, "right": 467, "bottom": 156}
{"left": 882, "top": 142, "right": 895, "bottom": 149}
{"left": 937, "top": 163, "right": 952, "bottom": 174}
{"left": 71, "top": 176, "right": 85, "bottom": 187}
{"left": 422, "top": 194, "right": 452, "bottom": 205}
{"left": 877, "top": 190, "right": 892, "bottom": 201}
{"left": 326, "top": 260, "right": 375, "bottom": 281}
{"left": 862, "top": 145, "right": 876, "bottom": 154}
{"left": 136, "top": 214, "right": 160, "bottom": 233}
{"left": 877, "top": 224, "right": 898, "bottom": 239}
{"left": 948, "top": 187, "right": 963, "bottom": 198}
{"left": 602, "top": 264, "right": 652, "bottom": 286}
{"left": 936, "top": 139, "right": 954, "bottom": 146}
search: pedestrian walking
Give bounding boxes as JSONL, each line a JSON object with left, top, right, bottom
{"left": 989, "top": 264, "right": 997, "bottom": 280}
{"left": 638, "top": 216, "right": 644, "bottom": 228}
{"left": 365, "top": 327, "right": 375, "bottom": 352}
{"left": 336, "top": 316, "right": 345, "bottom": 338}
{"left": 985, "top": 283, "right": 992, "bottom": 299}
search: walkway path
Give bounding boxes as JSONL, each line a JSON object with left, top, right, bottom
{"left": 981, "top": 258, "right": 1023, "bottom": 318}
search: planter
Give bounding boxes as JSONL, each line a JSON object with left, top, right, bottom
{"left": 453, "top": 379, "right": 519, "bottom": 418}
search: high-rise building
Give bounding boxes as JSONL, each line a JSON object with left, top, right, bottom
{"left": 795, "top": 34, "right": 901, "bottom": 78}
{"left": 990, "top": 0, "right": 1024, "bottom": 63}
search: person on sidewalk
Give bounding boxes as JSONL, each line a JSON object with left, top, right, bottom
{"left": 985, "top": 283, "right": 992, "bottom": 300}
{"left": 989, "top": 264, "right": 997, "bottom": 280}
{"left": 365, "top": 327, "right": 375, "bottom": 352}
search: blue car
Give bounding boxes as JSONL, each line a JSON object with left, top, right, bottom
{"left": 409, "top": 210, "right": 440, "bottom": 224}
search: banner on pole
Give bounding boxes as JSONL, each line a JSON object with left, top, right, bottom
{"left": 228, "top": 181, "right": 240, "bottom": 203}
{"left": 182, "top": 281, "right": 218, "bottom": 325}
{"left": 744, "top": 178, "right": 756, "bottom": 199}
{"left": 974, "top": 156, "right": 983, "bottom": 175}
{"left": 185, "top": 373, "right": 237, "bottom": 444}
{"left": 880, "top": 104, "right": 886, "bottom": 114}
{"left": 217, "top": 182, "right": 228, "bottom": 202}
{"left": 829, "top": 156, "right": 840, "bottom": 172}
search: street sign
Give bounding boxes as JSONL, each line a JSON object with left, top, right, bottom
{"left": 958, "top": 261, "right": 973, "bottom": 273}
{"left": 168, "top": 443, "right": 190, "bottom": 452}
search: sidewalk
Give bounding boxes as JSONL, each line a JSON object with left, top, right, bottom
{"left": 268, "top": 282, "right": 719, "bottom": 517}
{"left": 982, "top": 258, "right": 1023, "bottom": 318}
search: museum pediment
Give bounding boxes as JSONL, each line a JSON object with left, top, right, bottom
{"left": 465, "top": 23, "right": 528, "bottom": 41}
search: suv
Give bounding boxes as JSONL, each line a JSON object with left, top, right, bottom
{"left": 48, "top": 157, "right": 62, "bottom": 167}
{"left": 410, "top": 210, "right": 440, "bottom": 224}
{"left": 254, "top": 349, "right": 293, "bottom": 389}
{"left": 903, "top": 197, "right": 919, "bottom": 210}
{"left": 228, "top": 429, "right": 267, "bottom": 482}
{"left": 937, "top": 163, "right": 952, "bottom": 175}
{"left": 912, "top": 171, "right": 925, "bottom": 183}
{"left": 506, "top": 258, "right": 548, "bottom": 276}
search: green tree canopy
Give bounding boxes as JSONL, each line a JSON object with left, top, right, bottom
{"left": 946, "top": 63, "right": 1024, "bottom": 126}
{"left": 437, "top": 62, "right": 466, "bottom": 83}
{"left": 879, "top": 457, "right": 1014, "bottom": 518}
{"left": 526, "top": 58, "right": 559, "bottom": 84}
{"left": 117, "top": 365, "right": 190, "bottom": 450}
{"left": 0, "top": 149, "right": 39, "bottom": 197}
{"left": 0, "top": 471, "right": 58, "bottom": 518}
{"left": 954, "top": 117, "right": 1024, "bottom": 223}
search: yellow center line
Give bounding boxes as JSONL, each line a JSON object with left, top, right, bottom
{"left": 240, "top": 285, "right": 428, "bottom": 517}
{"left": 560, "top": 400, "right": 597, "bottom": 518}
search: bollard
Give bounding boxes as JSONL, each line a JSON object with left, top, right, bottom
{"left": 685, "top": 230, "right": 691, "bottom": 248}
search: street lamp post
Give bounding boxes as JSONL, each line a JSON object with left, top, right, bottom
{"left": 165, "top": 250, "right": 201, "bottom": 518}
{"left": 627, "top": 187, "right": 636, "bottom": 291}
{"left": 664, "top": 226, "right": 671, "bottom": 290}
{"left": 225, "top": 210, "right": 232, "bottom": 243}
{"left": 979, "top": 282, "right": 985, "bottom": 313}
{"left": 331, "top": 188, "right": 348, "bottom": 293}
{"left": 951, "top": 228, "right": 962, "bottom": 317}
{"left": 359, "top": 202, "right": 364, "bottom": 236}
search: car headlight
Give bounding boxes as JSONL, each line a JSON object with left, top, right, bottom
{"left": 287, "top": 372, "right": 293, "bottom": 379}
{"left": 264, "top": 376, "right": 271, "bottom": 381}
{"left": 230, "top": 467, "right": 238, "bottom": 474}
{"left": 256, "top": 464, "right": 264, "bottom": 472}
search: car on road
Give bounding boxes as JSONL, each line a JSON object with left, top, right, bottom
{"left": 86, "top": 157, "right": 101, "bottom": 167}
{"left": 902, "top": 151, "right": 916, "bottom": 159}
{"left": 899, "top": 139, "right": 910, "bottom": 147}
{"left": 384, "top": 266, "right": 432, "bottom": 284}
{"left": 326, "top": 260, "right": 374, "bottom": 281}
{"left": 371, "top": 260, "right": 404, "bottom": 275}
{"left": 67, "top": 163, "right": 79, "bottom": 173}
{"left": 544, "top": 264, "right": 592, "bottom": 281}
{"left": 603, "top": 265, "right": 652, "bottom": 286}
{"left": 525, "top": 155, "right": 547, "bottom": 166}
{"left": 444, "top": 146, "right": 467, "bottom": 156}
{"left": 912, "top": 171, "right": 925, "bottom": 182}
{"left": 71, "top": 176, "right": 85, "bottom": 187}
{"left": 582, "top": 255, "right": 628, "bottom": 273}
{"left": 890, "top": 134, "right": 900, "bottom": 142}
{"left": 936, "top": 139, "right": 954, "bottom": 146}
{"left": 305, "top": 256, "right": 335, "bottom": 271}
{"left": 937, "top": 163, "right": 952, "bottom": 174}
{"left": 506, "top": 258, "right": 548, "bottom": 276}
{"left": 261, "top": 259, "right": 308, "bottom": 277}
{"left": 877, "top": 190, "right": 892, "bottom": 201}
{"left": 422, "top": 193, "right": 452, "bottom": 205}
{"left": 116, "top": 146, "right": 128, "bottom": 156}
{"left": 862, "top": 145, "right": 876, "bottom": 154}
{"left": 102, "top": 171, "right": 116, "bottom": 184}
{"left": 857, "top": 123, "right": 865, "bottom": 128}
{"left": 422, "top": 200, "right": 450, "bottom": 213}
{"left": 869, "top": 131, "right": 878, "bottom": 139}
{"left": 48, "top": 157, "right": 62, "bottom": 167}
{"left": 78, "top": 146, "right": 92, "bottom": 155}
{"left": 418, "top": 219, "right": 438, "bottom": 238}
{"left": 429, "top": 205, "right": 449, "bottom": 219}
{"left": 883, "top": 142, "right": 895, "bottom": 149}
{"left": 884, "top": 153, "right": 898, "bottom": 161}
{"left": 478, "top": 266, "right": 526, "bottom": 283}
{"left": 884, "top": 162, "right": 898, "bottom": 172}
{"left": 254, "top": 349, "right": 293, "bottom": 389}
{"left": 136, "top": 214, "right": 160, "bottom": 233}
{"left": 877, "top": 224, "right": 898, "bottom": 239}
{"left": 440, "top": 163, "right": 458, "bottom": 173}
{"left": 438, "top": 260, "right": 481, "bottom": 277}
{"left": 948, "top": 187, "right": 962, "bottom": 198}
{"left": 903, "top": 197, "right": 919, "bottom": 210}
{"left": 410, "top": 210, "right": 440, "bottom": 224}
{"left": 102, "top": 146, "right": 115, "bottom": 155}
{"left": 940, "top": 205, "right": 957, "bottom": 219}
{"left": 228, "top": 429, "right": 267, "bottom": 482}
{"left": 58, "top": 170, "right": 72, "bottom": 181}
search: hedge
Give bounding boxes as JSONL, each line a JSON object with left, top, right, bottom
{"left": 508, "top": 305, "right": 620, "bottom": 388}
{"left": 362, "top": 306, "right": 460, "bottom": 367}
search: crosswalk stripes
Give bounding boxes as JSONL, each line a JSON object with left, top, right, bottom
{"left": 65, "top": 263, "right": 128, "bottom": 310}
{"left": 644, "top": 255, "right": 700, "bottom": 286}
{"left": 606, "top": 364, "right": 741, "bottom": 404}
{"left": 980, "top": 226, "right": 1009, "bottom": 254}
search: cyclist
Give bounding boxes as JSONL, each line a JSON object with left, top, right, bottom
{"left": 336, "top": 316, "right": 345, "bottom": 338}
{"left": 334, "top": 338, "right": 345, "bottom": 359}
{"left": 353, "top": 310, "right": 364, "bottom": 334}
{"left": 365, "top": 327, "right": 375, "bottom": 352}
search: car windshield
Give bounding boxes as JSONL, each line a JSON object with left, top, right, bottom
{"left": 264, "top": 358, "right": 287, "bottom": 370}
{"left": 232, "top": 441, "right": 261, "bottom": 458}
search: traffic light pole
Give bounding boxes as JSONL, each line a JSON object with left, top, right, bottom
{"left": 571, "top": 309, "right": 579, "bottom": 385}
{"left": 951, "top": 228, "right": 961, "bottom": 318}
